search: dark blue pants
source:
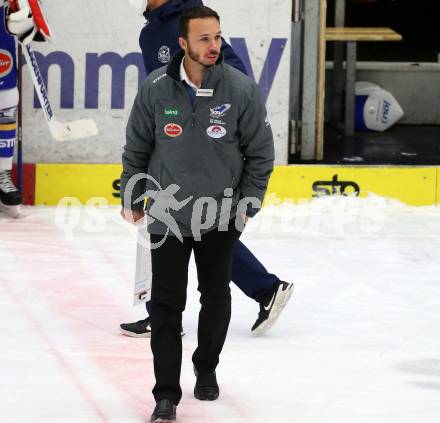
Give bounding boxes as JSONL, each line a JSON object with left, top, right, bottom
{"left": 145, "top": 239, "right": 278, "bottom": 315}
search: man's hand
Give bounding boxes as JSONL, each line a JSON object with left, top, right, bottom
{"left": 121, "top": 208, "right": 145, "bottom": 224}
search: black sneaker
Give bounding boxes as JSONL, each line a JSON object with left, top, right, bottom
{"left": 251, "top": 281, "right": 294, "bottom": 336}
{"left": 150, "top": 399, "right": 176, "bottom": 422}
{"left": 120, "top": 317, "right": 151, "bottom": 338}
{"left": 119, "top": 317, "right": 185, "bottom": 338}
{"left": 193, "top": 367, "right": 219, "bottom": 401}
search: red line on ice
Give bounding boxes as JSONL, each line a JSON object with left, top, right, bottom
{"left": 2, "top": 282, "right": 109, "bottom": 422}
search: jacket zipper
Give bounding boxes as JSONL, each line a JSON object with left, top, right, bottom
{"left": 175, "top": 81, "right": 196, "bottom": 127}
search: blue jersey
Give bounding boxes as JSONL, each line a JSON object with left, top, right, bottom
{"left": 139, "top": 0, "right": 247, "bottom": 76}
{"left": 0, "top": 5, "right": 17, "bottom": 91}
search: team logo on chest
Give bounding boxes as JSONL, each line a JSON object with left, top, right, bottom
{"left": 158, "top": 45, "right": 171, "bottom": 64}
{"left": 210, "top": 104, "right": 231, "bottom": 118}
{"left": 164, "top": 123, "right": 182, "bottom": 138}
{"left": 0, "top": 50, "right": 13, "bottom": 79}
{"left": 206, "top": 125, "right": 227, "bottom": 139}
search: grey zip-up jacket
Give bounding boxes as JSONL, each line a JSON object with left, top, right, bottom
{"left": 121, "top": 50, "right": 274, "bottom": 236}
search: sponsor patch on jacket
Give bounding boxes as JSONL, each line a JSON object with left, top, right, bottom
{"left": 206, "top": 125, "right": 226, "bottom": 139}
{"left": 210, "top": 104, "right": 231, "bottom": 118}
{"left": 164, "top": 107, "right": 180, "bottom": 116}
{"left": 0, "top": 50, "right": 13, "bottom": 79}
{"left": 164, "top": 123, "right": 182, "bottom": 138}
{"left": 209, "top": 118, "right": 226, "bottom": 125}
{"left": 158, "top": 45, "right": 171, "bottom": 64}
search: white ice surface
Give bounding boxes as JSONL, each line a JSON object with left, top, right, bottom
{"left": 1, "top": 197, "right": 440, "bottom": 423}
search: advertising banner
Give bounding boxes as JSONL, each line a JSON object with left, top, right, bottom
{"left": 22, "top": 0, "right": 291, "bottom": 165}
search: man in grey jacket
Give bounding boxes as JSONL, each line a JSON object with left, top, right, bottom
{"left": 121, "top": 6, "right": 274, "bottom": 422}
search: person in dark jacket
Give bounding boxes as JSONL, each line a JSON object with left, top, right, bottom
{"left": 121, "top": 6, "right": 274, "bottom": 421}
{"left": 120, "top": 0, "right": 293, "bottom": 339}
{"left": 139, "top": 0, "right": 246, "bottom": 75}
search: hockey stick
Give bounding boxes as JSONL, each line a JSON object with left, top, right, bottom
{"left": 22, "top": 43, "right": 98, "bottom": 142}
{"left": 17, "top": 43, "right": 23, "bottom": 192}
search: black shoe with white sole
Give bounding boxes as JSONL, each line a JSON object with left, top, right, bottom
{"left": 120, "top": 317, "right": 152, "bottom": 338}
{"left": 150, "top": 399, "right": 176, "bottom": 422}
{"left": 251, "top": 281, "right": 294, "bottom": 336}
{"left": 120, "top": 317, "right": 185, "bottom": 338}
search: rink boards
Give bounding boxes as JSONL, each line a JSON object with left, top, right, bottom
{"left": 13, "top": 164, "right": 440, "bottom": 207}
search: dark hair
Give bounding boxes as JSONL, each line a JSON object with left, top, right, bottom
{"left": 178, "top": 6, "right": 220, "bottom": 39}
